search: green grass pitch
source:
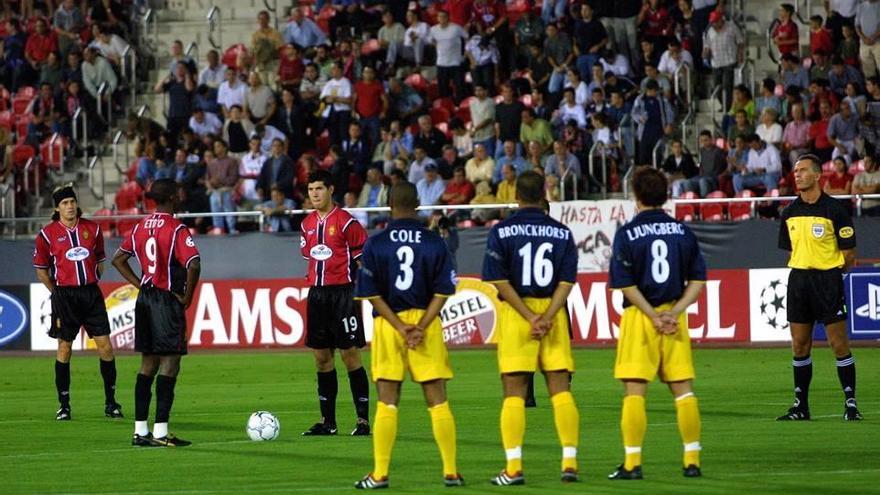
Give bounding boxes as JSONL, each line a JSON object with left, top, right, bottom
{"left": 0, "top": 348, "right": 878, "bottom": 494}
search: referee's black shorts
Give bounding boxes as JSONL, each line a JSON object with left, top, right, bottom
{"left": 306, "top": 284, "right": 365, "bottom": 350}
{"left": 49, "top": 285, "right": 111, "bottom": 342}
{"left": 135, "top": 285, "right": 188, "bottom": 355}
{"left": 787, "top": 268, "right": 847, "bottom": 325}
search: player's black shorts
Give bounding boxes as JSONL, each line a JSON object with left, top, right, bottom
{"left": 135, "top": 285, "right": 188, "bottom": 355}
{"left": 787, "top": 268, "right": 847, "bottom": 325}
{"left": 49, "top": 285, "right": 111, "bottom": 342}
{"left": 306, "top": 284, "right": 365, "bottom": 350}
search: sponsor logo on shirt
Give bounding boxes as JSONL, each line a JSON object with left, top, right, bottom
{"left": 65, "top": 246, "right": 90, "bottom": 261}
{"left": 839, "top": 226, "right": 854, "bottom": 239}
{"left": 310, "top": 244, "right": 333, "bottom": 261}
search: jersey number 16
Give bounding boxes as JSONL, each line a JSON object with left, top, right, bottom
{"left": 518, "top": 242, "right": 554, "bottom": 287}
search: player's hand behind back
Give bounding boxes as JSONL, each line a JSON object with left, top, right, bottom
{"left": 175, "top": 293, "right": 193, "bottom": 309}
{"left": 654, "top": 311, "right": 680, "bottom": 335}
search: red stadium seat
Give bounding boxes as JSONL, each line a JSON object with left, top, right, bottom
{"left": 455, "top": 107, "right": 472, "bottom": 123}
{"left": 115, "top": 208, "right": 142, "bottom": 238}
{"left": 11, "top": 143, "right": 35, "bottom": 167}
{"left": 430, "top": 107, "right": 451, "bottom": 125}
{"left": 125, "top": 159, "right": 139, "bottom": 182}
{"left": 114, "top": 181, "right": 142, "bottom": 210}
{"left": 15, "top": 114, "right": 33, "bottom": 141}
{"left": 458, "top": 97, "right": 473, "bottom": 111}
{"left": 222, "top": 44, "right": 248, "bottom": 71}
{"left": 40, "top": 135, "right": 66, "bottom": 171}
{"left": 360, "top": 39, "right": 380, "bottom": 56}
{"left": 405, "top": 72, "right": 427, "bottom": 94}
{"left": 92, "top": 208, "right": 115, "bottom": 235}
{"left": 849, "top": 159, "right": 865, "bottom": 176}
{"left": 12, "top": 96, "right": 33, "bottom": 115}
{"left": 506, "top": 0, "right": 532, "bottom": 24}
{"left": 316, "top": 6, "right": 336, "bottom": 34}
{"left": 0, "top": 110, "right": 12, "bottom": 132}
{"left": 433, "top": 97, "right": 456, "bottom": 113}
{"left": 821, "top": 160, "right": 835, "bottom": 173}
{"left": 425, "top": 81, "right": 440, "bottom": 101}
{"left": 728, "top": 190, "right": 754, "bottom": 221}
{"left": 700, "top": 190, "right": 727, "bottom": 222}
{"left": 675, "top": 191, "right": 697, "bottom": 222}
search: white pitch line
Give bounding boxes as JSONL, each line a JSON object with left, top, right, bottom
{"left": 719, "top": 467, "right": 880, "bottom": 478}
{"left": 0, "top": 439, "right": 256, "bottom": 459}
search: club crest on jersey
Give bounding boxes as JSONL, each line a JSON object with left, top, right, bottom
{"left": 82, "top": 230, "right": 89, "bottom": 240}
{"left": 65, "top": 246, "right": 90, "bottom": 261}
{"left": 310, "top": 244, "right": 333, "bottom": 261}
{"left": 812, "top": 223, "right": 825, "bottom": 238}
{"left": 329, "top": 225, "right": 336, "bottom": 236}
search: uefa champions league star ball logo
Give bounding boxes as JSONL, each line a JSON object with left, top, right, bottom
{"left": 759, "top": 279, "right": 789, "bottom": 331}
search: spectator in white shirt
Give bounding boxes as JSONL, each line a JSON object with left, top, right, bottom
{"left": 755, "top": 108, "right": 783, "bottom": 149}
{"left": 199, "top": 50, "right": 227, "bottom": 89}
{"left": 319, "top": 61, "right": 353, "bottom": 145}
{"left": 396, "top": 9, "right": 429, "bottom": 67}
{"left": 554, "top": 87, "right": 588, "bottom": 129}
{"left": 428, "top": 11, "right": 468, "bottom": 103}
{"left": 734, "top": 133, "right": 782, "bottom": 192}
{"left": 188, "top": 108, "right": 222, "bottom": 138}
{"left": 564, "top": 68, "right": 589, "bottom": 106}
{"left": 657, "top": 39, "right": 693, "bottom": 78}
{"left": 217, "top": 68, "right": 248, "bottom": 119}
{"left": 409, "top": 146, "right": 438, "bottom": 185}
{"left": 89, "top": 24, "right": 128, "bottom": 67}
{"left": 238, "top": 136, "right": 266, "bottom": 203}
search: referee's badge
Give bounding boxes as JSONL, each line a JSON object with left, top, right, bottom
{"left": 811, "top": 224, "right": 825, "bottom": 238}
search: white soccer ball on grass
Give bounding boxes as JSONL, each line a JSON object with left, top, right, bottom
{"left": 246, "top": 411, "right": 280, "bottom": 441}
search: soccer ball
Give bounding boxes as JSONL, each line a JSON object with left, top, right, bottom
{"left": 246, "top": 411, "right": 280, "bottom": 441}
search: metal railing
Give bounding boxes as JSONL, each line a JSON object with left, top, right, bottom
{"left": 136, "top": 104, "right": 151, "bottom": 119}
{"left": 793, "top": 0, "right": 812, "bottom": 24}
{"left": 142, "top": 8, "right": 158, "bottom": 51}
{"left": 673, "top": 63, "right": 692, "bottom": 106}
{"left": 736, "top": 59, "right": 756, "bottom": 100}
{"left": 112, "top": 130, "right": 130, "bottom": 178}
{"left": 185, "top": 41, "right": 199, "bottom": 68}
{"left": 652, "top": 138, "right": 666, "bottom": 169}
{"left": 559, "top": 166, "right": 577, "bottom": 201}
{"left": 96, "top": 82, "right": 112, "bottom": 126}
{"left": 587, "top": 141, "right": 607, "bottom": 200}
{"left": 710, "top": 85, "right": 726, "bottom": 135}
{"left": 22, "top": 157, "right": 39, "bottom": 201}
{"left": 0, "top": 175, "right": 14, "bottom": 221}
{"left": 263, "top": 0, "right": 279, "bottom": 31}
{"left": 121, "top": 44, "right": 137, "bottom": 106}
{"left": 47, "top": 132, "right": 64, "bottom": 175}
{"left": 87, "top": 156, "right": 106, "bottom": 204}
{"left": 207, "top": 7, "right": 222, "bottom": 50}
{"left": 71, "top": 107, "right": 88, "bottom": 152}
{"left": 766, "top": 18, "right": 781, "bottom": 65}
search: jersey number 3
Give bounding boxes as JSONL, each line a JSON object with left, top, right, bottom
{"left": 518, "top": 242, "right": 554, "bottom": 287}
{"left": 395, "top": 246, "right": 415, "bottom": 291}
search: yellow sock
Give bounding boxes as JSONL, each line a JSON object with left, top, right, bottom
{"left": 675, "top": 393, "right": 701, "bottom": 468}
{"left": 372, "top": 402, "right": 398, "bottom": 479}
{"left": 621, "top": 395, "right": 646, "bottom": 470}
{"left": 550, "top": 391, "right": 579, "bottom": 472}
{"left": 429, "top": 402, "right": 458, "bottom": 476}
{"left": 500, "top": 396, "right": 525, "bottom": 474}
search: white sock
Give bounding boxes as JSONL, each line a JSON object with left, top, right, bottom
{"left": 153, "top": 422, "right": 168, "bottom": 439}
{"left": 134, "top": 421, "right": 149, "bottom": 436}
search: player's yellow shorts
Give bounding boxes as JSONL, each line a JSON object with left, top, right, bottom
{"left": 496, "top": 297, "right": 575, "bottom": 374}
{"left": 614, "top": 302, "right": 695, "bottom": 383}
{"left": 371, "top": 308, "right": 453, "bottom": 383}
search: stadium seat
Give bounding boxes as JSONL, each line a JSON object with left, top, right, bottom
{"left": 405, "top": 73, "right": 427, "bottom": 93}
{"left": 92, "top": 208, "right": 115, "bottom": 234}
{"left": 715, "top": 138, "right": 728, "bottom": 151}
{"left": 728, "top": 190, "right": 754, "bottom": 221}
{"left": 114, "top": 181, "right": 142, "bottom": 210}
{"left": 12, "top": 95, "right": 33, "bottom": 115}
{"left": 700, "top": 190, "right": 727, "bottom": 222}
{"left": 115, "top": 208, "right": 141, "bottom": 238}
{"left": 11, "top": 143, "right": 36, "bottom": 167}
{"left": 360, "top": 39, "right": 380, "bottom": 56}
{"left": 15, "top": 114, "right": 32, "bottom": 141}
{"left": 422, "top": 3, "right": 440, "bottom": 24}
{"left": 222, "top": 44, "right": 248, "bottom": 71}
{"left": 433, "top": 97, "right": 456, "bottom": 113}
{"left": 849, "top": 159, "right": 865, "bottom": 176}
{"left": 0, "top": 110, "right": 12, "bottom": 132}
{"left": 430, "top": 107, "right": 451, "bottom": 125}
{"left": 455, "top": 107, "right": 472, "bottom": 123}
{"left": 675, "top": 191, "right": 697, "bottom": 222}
{"left": 822, "top": 160, "right": 835, "bottom": 173}
{"left": 316, "top": 6, "right": 336, "bottom": 34}
{"left": 40, "top": 135, "right": 66, "bottom": 171}
{"left": 506, "top": 0, "right": 532, "bottom": 24}
{"left": 425, "top": 81, "right": 440, "bottom": 101}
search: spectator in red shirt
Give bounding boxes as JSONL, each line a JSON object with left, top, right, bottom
{"left": 444, "top": 0, "right": 474, "bottom": 27}
{"left": 351, "top": 65, "right": 387, "bottom": 150}
{"left": 809, "top": 100, "right": 835, "bottom": 162}
{"left": 440, "top": 165, "right": 476, "bottom": 205}
{"left": 809, "top": 15, "right": 833, "bottom": 56}
{"left": 823, "top": 156, "right": 853, "bottom": 195}
{"left": 16, "top": 17, "right": 57, "bottom": 89}
{"left": 772, "top": 4, "right": 799, "bottom": 58}
{"left": 638, "top": 0, "right": 674, "bottom": 47}
{"left": 276, "top": 44, "right": 304, "bottom": 92}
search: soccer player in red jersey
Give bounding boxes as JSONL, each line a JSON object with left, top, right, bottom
{"left": 112, "top": 179, "right": 201, "bottom": 447}
{"left": 300, "top": 170, "right": 371, "bottom": 436}
{"left": 34, "top": 186, "right": 122, "bottom": 421}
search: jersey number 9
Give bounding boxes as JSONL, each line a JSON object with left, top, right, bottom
{"left": 145, "top": 237, "right": 157, "bottom": 274}
{"left": 518, "top": 242, "right": 554, "bottom": 287}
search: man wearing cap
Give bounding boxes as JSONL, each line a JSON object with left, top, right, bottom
{"left": 34, "top": 186, "right": 122, "bottom": 421}
{"left": 702, "top": 11, "right": 744, "bottom": 109}
{"left": 416, "top": 162, "right": 446, "bottom": 217}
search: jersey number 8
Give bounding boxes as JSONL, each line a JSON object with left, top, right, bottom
{"left": 518, "top": 242, "right": 554, "bottom": 287}
{"left": 651, "top": 239, "right": 670, "bottom": 284}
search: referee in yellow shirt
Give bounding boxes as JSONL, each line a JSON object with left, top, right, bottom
{"left": 777, "top": 155, "right": 861, "bottom": 421}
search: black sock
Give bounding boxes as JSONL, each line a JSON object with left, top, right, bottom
{"left": 526, "top": 374, "right": 536, "bottom": 403}
{"left": 348, "top": 367, "right": 370, "bottom": 422}
{"left": 135, "top": 373, "right": 154, "bottom": 422}
{"left": 317, "top": 370, "right": 338, "bottom": 426}
{"left": 100, "top": 359, "right": 117, "bottom": 404}
{"left": 792, "top": 354, "right": 812, "bottom": 410}
{"left": 55, "top": 360, "right": 70, "bottom": 407}
{"left": 836, "top": 354, "right": 856, "bottom": 402}
{"left": 155, "top": 375, "right": 177, "bottom": 424}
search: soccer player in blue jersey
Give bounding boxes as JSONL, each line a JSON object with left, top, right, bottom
{"left": 353, "top": 182, "right": 463, "bottom": 490}
{"left": 607, "top": 166, "right": 707, "bottom": 480}
{"left": 482, "top": 171, "right": 580, "bottom": 486}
